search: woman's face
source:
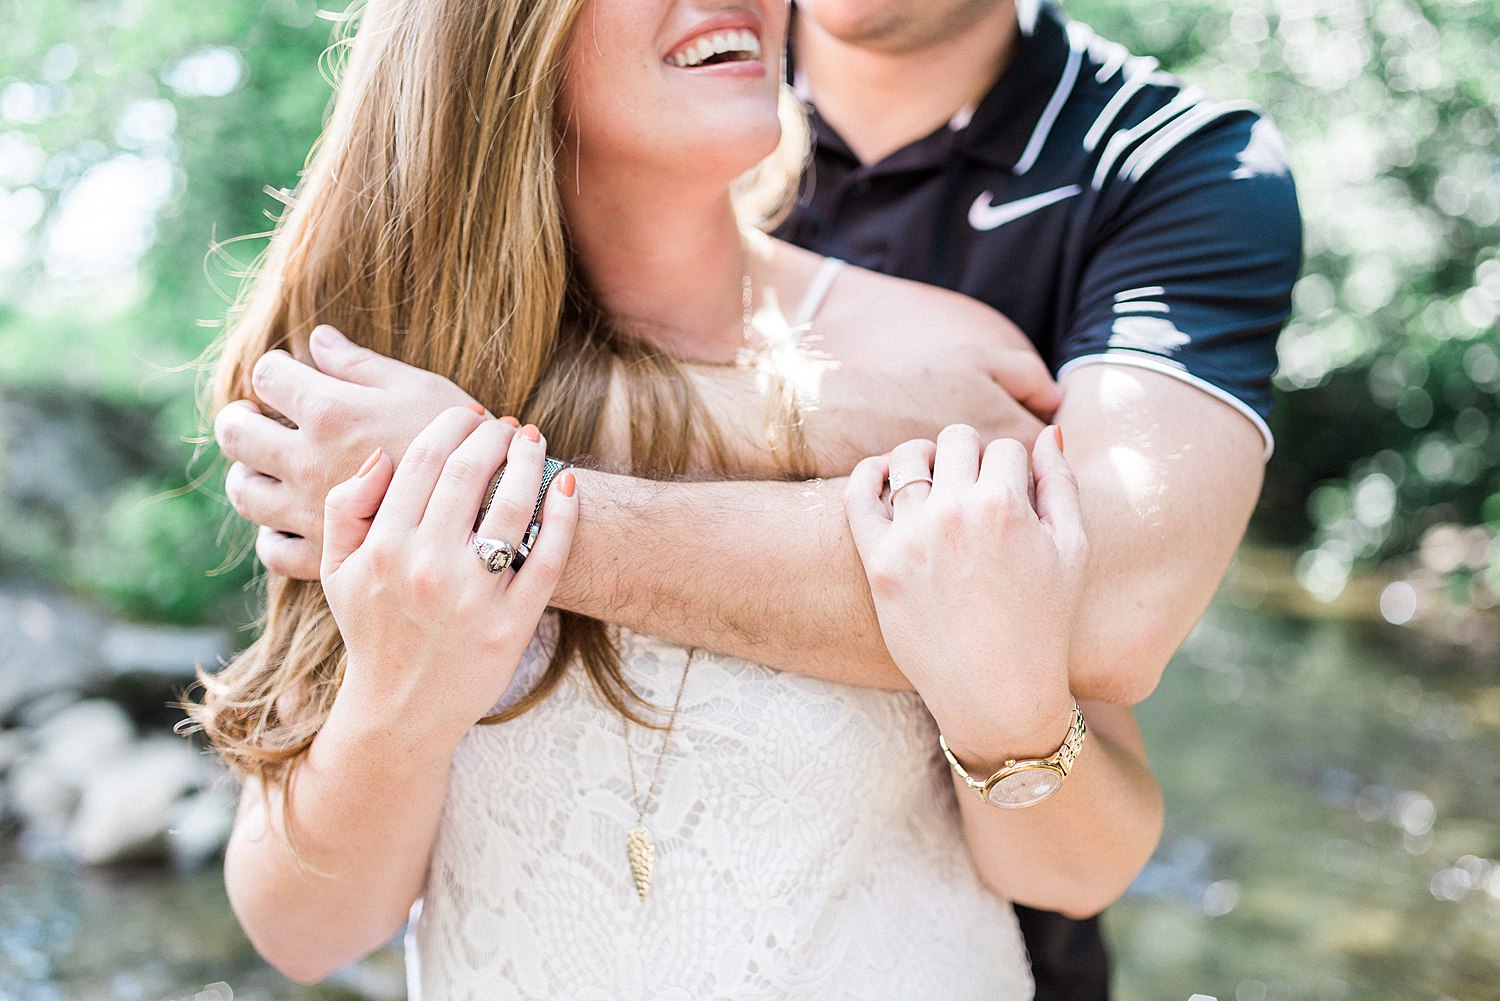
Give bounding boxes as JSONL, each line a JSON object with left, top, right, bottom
{"left": 561, "top": 0, "right": 788, "bottom": 183}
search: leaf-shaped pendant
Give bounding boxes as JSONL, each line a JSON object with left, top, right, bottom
{"left": 626, "top": 823, "right": 656, "bottom": 902}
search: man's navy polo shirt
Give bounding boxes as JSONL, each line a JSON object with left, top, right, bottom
{"left": 776, "top": 3, "right": 1302, "bottom": 998}
{"left": 777, "top": 1, "right": 1303, "bottom": 459}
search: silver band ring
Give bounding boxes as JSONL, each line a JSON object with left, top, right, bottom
{"left": 888, "top": 472, "right": 934, "bottom": 498}
{"left": 473, "top": 536, "right": 516, "bottom": 574}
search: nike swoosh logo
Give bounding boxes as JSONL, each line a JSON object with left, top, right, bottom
{"left": 967, "top": 184, "right": 1083, "bottom": 231}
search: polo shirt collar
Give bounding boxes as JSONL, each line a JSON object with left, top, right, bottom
{"left": 790, "top": 1, "right": 1075, "bottom": 175}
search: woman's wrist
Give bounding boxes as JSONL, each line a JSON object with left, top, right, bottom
{"left": 330, "top": 666, "right": 469, "bottom": 764}
{"left": 934, "top": 691, "right": 1077, "bottom": 775}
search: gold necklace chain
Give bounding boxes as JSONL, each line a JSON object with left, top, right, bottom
{"left": 741, "top": 239, "right": 754, "bottom": 345}
{"left": 623, "top": 647, "right": 695, "bottom": 902}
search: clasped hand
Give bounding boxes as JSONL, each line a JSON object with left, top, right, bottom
{"left": 844, "top": 424, "right": 1088, "bottom": 768}
{"left": 215, "top": 321, "right": 1056, "bottom": 580}
{"left": 318, "top": 406, "right": 577, "bottom": 747}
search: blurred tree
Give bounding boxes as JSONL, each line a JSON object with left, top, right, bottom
{"left": 0, "top": 0, "right": 336, "bottom": 620}
{"left": 1067, "top": 0, "right": 1500, "bottom": 614}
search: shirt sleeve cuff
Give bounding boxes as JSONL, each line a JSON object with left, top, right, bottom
{"left": 1055, "top": 350, "right": 1275, "bottom": 461}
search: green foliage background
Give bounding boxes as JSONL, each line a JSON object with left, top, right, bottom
{"left": 0, "top": 0, "right": 1496, "bottom": 620}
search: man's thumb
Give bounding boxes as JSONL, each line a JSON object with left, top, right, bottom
{"left": 310, "top": 324, "right": 394, "bottom": 387}
{"left": 993, "top": 349, "right": 1062, "bottom": 418}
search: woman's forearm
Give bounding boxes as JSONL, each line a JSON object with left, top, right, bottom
{"left": 949, "top": 701, "right": 1163, "bottom": 918}
{"left": 225, "top": 683, "right": 458, "bottom": 984}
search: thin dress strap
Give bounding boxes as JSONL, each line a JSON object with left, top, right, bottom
{"left": 790, "top": 258, "right": 847, "bottom": 329}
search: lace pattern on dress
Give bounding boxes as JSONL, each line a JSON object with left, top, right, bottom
{"left": 405, "top": 616, "right": 1034, "bottom": 1000}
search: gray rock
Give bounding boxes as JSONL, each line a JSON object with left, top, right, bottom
{"left": 0, "top": 726, "right": 27, "bottom": 773}
{"left": 0, "top": 579, "right": 109, "bottom": 720}
{"left": 9, "top": 755, "right": 79, "bottom": 834}
{"left": 9, "top": 697, "right": 138, "bottom": 836}
{"left": 167, "top": 779, "right": 239, "bottom": 870}
{"left": 67, "top": 735, "right": 211, "bottom": 865}
{"left": 32, "top": 698, "right": 135, "bottom": 788}
{"left": 97, "top": 620, "right": 234, "bottom": 679}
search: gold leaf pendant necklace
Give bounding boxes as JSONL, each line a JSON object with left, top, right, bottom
{"left": 623, "top": 647, "right": 695, "bottom": 902}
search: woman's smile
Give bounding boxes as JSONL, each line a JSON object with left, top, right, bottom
{"left": 562, "top": 0, "right": 785, "bottom": 181}
{"left": 665, "top": 22, "right": 765, "bottom": 73}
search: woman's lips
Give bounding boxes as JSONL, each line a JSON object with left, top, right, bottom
{"left": 664, "top": 27, "right": 763, "bottom": 68}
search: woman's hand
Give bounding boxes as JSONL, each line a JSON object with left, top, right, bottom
{"left": 843, "top": 423, "right": 1088, "bottom": 768}
{"left": 318, "top": 406, "right": 578, "bottom": 748}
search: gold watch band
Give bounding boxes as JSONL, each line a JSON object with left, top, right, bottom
{"left": 939, "top": 698, "right": 1087, "bottom": 808}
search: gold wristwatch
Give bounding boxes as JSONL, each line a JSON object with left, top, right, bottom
{"left": 939, "top": 699, "right": 1087, "bottom": 809}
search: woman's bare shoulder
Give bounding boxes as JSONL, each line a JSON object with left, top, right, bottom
{"left": 765, "top": 238, "right": 1022, "bottom": 341}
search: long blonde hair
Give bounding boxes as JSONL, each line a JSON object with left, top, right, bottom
{"left": 183, "top": 0, "right": 809, "bottom": 810}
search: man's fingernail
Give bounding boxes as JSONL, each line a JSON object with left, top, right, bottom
{"left": 357, "top": 448, "right": 382, "bottom": 477}
{"left": 1054, "top": 425, "right": 1065, "bottom": 453}
{"left": 500, "top": 415, "right": 521, "bottom": 428}
{"left": 558, "top": 471, "right": 576, "bottom": 497}
{"left": 522, "top": 424, "right": 541, "bottom": 442}
{"left": 467, "top": 402, "right": 487, "bottom": 416}
{"left": 312, "top": 324, "right": 345, "bottom": 347}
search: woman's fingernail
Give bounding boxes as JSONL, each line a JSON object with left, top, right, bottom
{"left": 356, "top": 448, "right": 382, "bottom": 477}
{"left": 500, "top": 415, "right": 521, "bottom": 428}
{"left": 522, "top": 424, "right": 541, "bottom": 442}
{"left": 1053, "top": 425, "right": 1065, "bottom": 453}
{"left": 466, "top": 402, "right": 487, "bottom": 416}
{"left": 558, "top": 471, "right": 576, "bottom": 497}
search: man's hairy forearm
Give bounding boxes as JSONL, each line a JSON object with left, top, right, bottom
{"left": 552, "top": 368, "right": 1266, "bottom": 704}
{"left": 550, "top": 470, "right": 914, "bottom": 690}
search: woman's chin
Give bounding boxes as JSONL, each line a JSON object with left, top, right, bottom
{"left": 659, "top": 120, "right": 784, "bottom": 185}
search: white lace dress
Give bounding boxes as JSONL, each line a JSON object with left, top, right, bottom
{"left": 402, "top": 616, "right": 1033, "bottom": 999}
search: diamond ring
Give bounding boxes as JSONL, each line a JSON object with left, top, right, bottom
{"left": 888, "top": 471, "right": 934, "bottom": 498}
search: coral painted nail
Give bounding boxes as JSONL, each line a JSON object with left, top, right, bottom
{"left": 1054, "top": 426, "right": 1065, "bottom": 453}
{"left": 558, "top": 471, "right": 576, "bottom": 497}
{"left": 466, "top": 402, "right": 487, "bottom": 416}
{"left": 356, "top": 448, "right": 382, "bottom": 477}
{"left": 522, "top": 424, "right": 541, "bottom": 442}
{"left": 500, "top": 416, "right": 521, "bottom": 428}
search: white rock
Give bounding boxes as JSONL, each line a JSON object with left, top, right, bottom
{"left": 67, "top": 736, "right": 210, "bottom": 865}
{"left": 168, "top": 779, "right": 239, "bottom": 870}
{"left": 9, "top": 756, "right": 80, "bottom": 833}
{"left": 0, "top": 727, "right": 27, "bottom": 773}
{"left": 98, "top": 621, "right": 234, "bottom": 679}
{"left": 32, "top": 698, "right": 135, "bottom": 789}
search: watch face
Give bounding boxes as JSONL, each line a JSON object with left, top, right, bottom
{"left": 984, "top": 764, "right": 1064, "bottom": 808}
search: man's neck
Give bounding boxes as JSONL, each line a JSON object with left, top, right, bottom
{"left": 794, "top": 3, "right": 1021, "bottom": 166}
{"left": 561, "top": 158, "right": 748, "bottom": 363}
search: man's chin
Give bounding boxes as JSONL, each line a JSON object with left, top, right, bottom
{"left": 797, "top": 0, "right": 1011, "bottom": 53}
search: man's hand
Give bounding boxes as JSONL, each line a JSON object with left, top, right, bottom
{"left": 673, "top": 278, "right": 1060, "bottom": 479}
{"left": 215, "top": 324, "right": 476, "bottom": 580}
{"left": 803, "top": 340, "right": 1056, "bottom": 476}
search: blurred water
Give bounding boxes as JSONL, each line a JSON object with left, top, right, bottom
{"left": 2, "top": 562, "right": 1496, "bottom": 1000}
{"left": 1111, "top": 575, "right": 1500, "bottom": 1001}
{"left": 0, "top": 842, "right": 402, "bottom": 1000}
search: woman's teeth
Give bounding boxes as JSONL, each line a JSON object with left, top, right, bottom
{"left": 668, "top": 30, "right": 762, "bottom": 68}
